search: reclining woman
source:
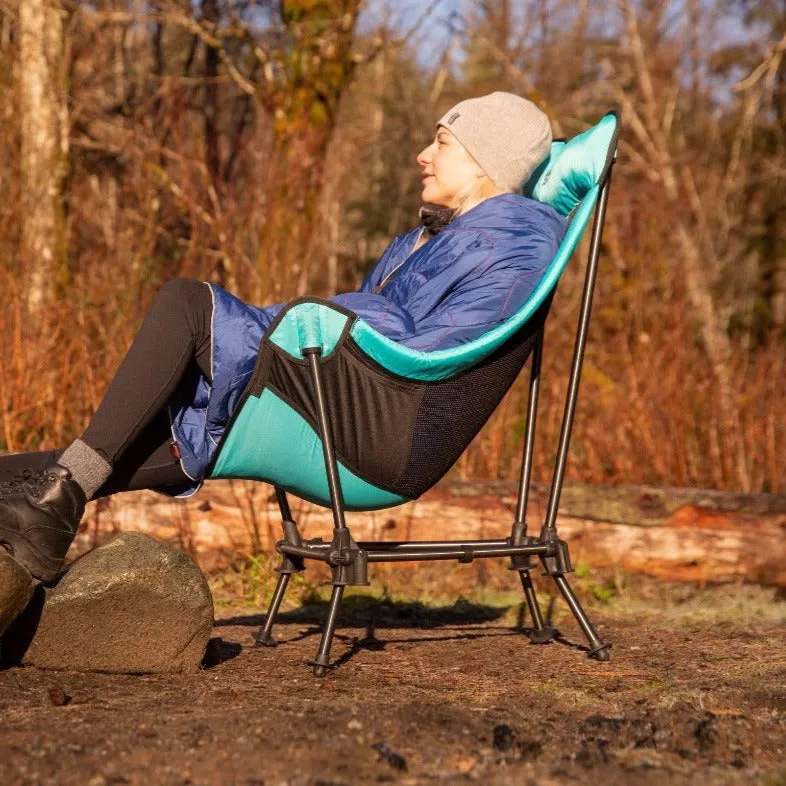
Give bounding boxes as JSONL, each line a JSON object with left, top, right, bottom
{"left": 0, "top": 92, "right": 567, "bottom": 583}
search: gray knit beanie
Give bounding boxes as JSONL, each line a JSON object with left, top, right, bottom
{"left": 437, "top": 92, "right": 553, "bottom": 191}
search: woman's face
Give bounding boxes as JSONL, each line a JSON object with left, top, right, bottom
{"left": 417, "top": 127, "right": 484, "bottom": 208}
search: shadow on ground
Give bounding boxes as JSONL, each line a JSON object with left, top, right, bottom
{"left": 214, "top": 594, "right": 590, "bottom": 670}
{"left": 215, "top": 595, "right": 511, "bottom": 630}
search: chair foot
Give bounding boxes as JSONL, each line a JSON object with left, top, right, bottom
{"left": 254, "top": 631, "right": 278, "bottom": 648}
{"left": 528, "top": 625, "right": 559, "bottom": 645}
{"left": 587, "top": 641, "right": 612, "bottom": 661}
{"left": 551, "top": 573, "right": 612, "bottom": 661}
{"left": 518, "top": 569, "right": 549, "bottom": 636}
{"left": 312, "top": 663, "right": 328, "bottom": 677}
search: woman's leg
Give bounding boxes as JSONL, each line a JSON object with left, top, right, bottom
{"left": 0, "top": 278, "right": 213, "bottom": 580}
{"left": 77, "top": 278, "right": 213, "bottom": 474}
{"left": 0, "top": 412, "right": 192, "bottom": 498}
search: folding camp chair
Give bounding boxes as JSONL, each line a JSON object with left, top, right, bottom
{"left": 208, "top": 111, "right": 620, "bottom": 676}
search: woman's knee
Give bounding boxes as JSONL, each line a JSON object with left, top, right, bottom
{"left": 155, "top": 277, "right": 207, "bottom": 306}
{"left": 151, "top": 278, "right": 211, "bottom": 321}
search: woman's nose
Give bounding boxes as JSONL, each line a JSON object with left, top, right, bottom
{"left": 416, "top": 144, "right": 432, "bottom": 166}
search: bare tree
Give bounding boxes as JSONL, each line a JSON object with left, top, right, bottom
{"left": 18, "top": 0, "right": 69, "bottom": 316}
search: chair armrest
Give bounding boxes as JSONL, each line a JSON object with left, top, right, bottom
{"left": 265, "top": 297, "right": 356, "bottom": 359}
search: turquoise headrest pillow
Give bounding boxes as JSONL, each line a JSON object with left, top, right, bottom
{"left": 523, "top": 111, "right": 619, "bottom": 217}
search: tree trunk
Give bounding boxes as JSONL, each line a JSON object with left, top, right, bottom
{"left": 79, "top": 480, "right": 786, "bottom": 587}
{"left": 18, "top": 0, "right": 68, "bottom": 317}
{"left": 256, "top": 0, "right": 362, "bottom": 299}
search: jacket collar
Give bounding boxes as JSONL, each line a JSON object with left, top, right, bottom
{"left": 448, "top": 193, "right": 537, "bottom": 230}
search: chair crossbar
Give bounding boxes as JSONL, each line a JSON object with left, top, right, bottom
{"left": 277, "top": 539, "right": 552, "bottom": 564}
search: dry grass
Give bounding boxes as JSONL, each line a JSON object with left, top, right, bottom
{"left": 0, "top": 8, "right": 783, "bottom": 495}
{"left": 208, "top": 551, "right": 786, "bottom": 630}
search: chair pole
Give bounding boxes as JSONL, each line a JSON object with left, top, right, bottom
{"left": 304, "top": 348, "right": 354, "bottom": 675}
{"left": 254, "top": 486, "right": 300, "bottom": 647}
{"left": 312, "top": 585, "right": 345, "bottom": 677}
{"left": 512, "top": 330, "right": 544, "bottom": 541}
{"left": 518, "top": 570, "right": 547, "bottom": 627}
{"left": 304, "top": 348, "right": 347, "bottom": 531}
{"left": 553, "top": 574, "right": 610, "bottom": 660}
{"left": 275, "top": 485, "right": 293, "bottom": 522}
{"left": 254, "top": 572, "right": 291, "bottom": 646}
{"left": 508, "top": 331, "right": 555, "bottom": 641}
{"left": 541, "top": 166, "right": 614, "bottom": 539}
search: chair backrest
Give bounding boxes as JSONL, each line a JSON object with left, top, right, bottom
{"left": 347, "top": 111, "right": 621, "bottom": 382}
{"left": 523, "top": 111, "right": 618, "bottom": 216}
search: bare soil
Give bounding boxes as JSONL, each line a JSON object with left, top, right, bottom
{"left": 1, "top": 573, "right": 784, "bottom": 786}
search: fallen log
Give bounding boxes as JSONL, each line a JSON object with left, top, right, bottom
{"left": 73, "top": 480, "right": 786, "bottom": 588}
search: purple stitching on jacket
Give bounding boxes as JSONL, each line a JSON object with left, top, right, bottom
{"left": 501, "top": 269, "right": 539, "bottom": 315}
{"left": 411, "top": 307, "right": 457, "bottom": 351}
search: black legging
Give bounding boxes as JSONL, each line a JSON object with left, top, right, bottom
{"left": 0, "top": 278, "right": 214, "bottom": 498}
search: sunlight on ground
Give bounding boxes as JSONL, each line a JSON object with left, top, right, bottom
{"left": 208, "top": 554, "right": 786, "bottom": 625}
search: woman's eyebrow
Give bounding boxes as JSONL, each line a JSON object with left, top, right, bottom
{"left": 436, "top": 130, "right": 450, "bottom": 142}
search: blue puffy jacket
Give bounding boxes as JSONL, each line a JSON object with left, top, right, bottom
{"left": 169, "top": 193, "right": 567, "bottom": 487}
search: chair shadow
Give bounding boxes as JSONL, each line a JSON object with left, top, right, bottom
{"left": 216, "top": 595, "right": 508, "bottom": 631}
{"left": 216, "top": 593, "right": 590, "bottom": 669}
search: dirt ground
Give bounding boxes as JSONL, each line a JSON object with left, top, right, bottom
{"left": 0, "top": 567, "right": 784, "bottom": 786}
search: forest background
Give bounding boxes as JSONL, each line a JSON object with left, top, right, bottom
{"left": 0, "top": 0, "right": 783, "bottom": 495}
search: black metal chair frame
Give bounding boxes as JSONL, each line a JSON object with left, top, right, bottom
{"left": 253, "top": 160, "right": 616, "bottom": 677}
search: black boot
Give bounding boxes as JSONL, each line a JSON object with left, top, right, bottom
{"left": 0, "top": 464, "right": 86, "bottom": 583}
{"left": 0, "top": 467, "right": 40, "bottom": 497}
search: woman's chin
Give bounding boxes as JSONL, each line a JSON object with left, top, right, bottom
{"left": 421, "top": 189, "right": 450, "bottom": 207}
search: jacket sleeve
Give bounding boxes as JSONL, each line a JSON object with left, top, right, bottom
{"left": 331, "top": 255, "right": 550, "bottom": 352}
{"left": 399, "top": 258, "right": 550, "bottom": 351}
{"left": 329, "top": 291, "right": 416, "bottom": 336}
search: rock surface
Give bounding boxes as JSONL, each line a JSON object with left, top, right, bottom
{"left": 4, "top": 533, "right": 213, "bottom": 673}
{"left": 0, "top": 551, "right": 34, "bottom": 638}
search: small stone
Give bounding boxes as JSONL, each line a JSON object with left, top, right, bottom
{"left": 0, "top": 550, "right": 35, "bottom": 638}
{"left": 492, "top": 723, "right": 517, "bottom": 751}
{"left": 48, "top": 685, "right": 72, "bottom": 706}
{"left": 371, "top": 741, "right": 407, "bottom": 772}
{"left": 6, "top": 533, "right": 213, "bottom": 673}
{"left": 347, "top": 719, "right": 363, "bottom": 731}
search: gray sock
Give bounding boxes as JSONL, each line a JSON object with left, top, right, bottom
{"left": 58, "top": 439, "right": 112, "bottom": 500}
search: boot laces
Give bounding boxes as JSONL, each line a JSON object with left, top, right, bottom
{"left": 0, "top": 468, "right": 50, "bottom": 499}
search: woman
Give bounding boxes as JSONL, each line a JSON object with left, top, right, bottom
{"left": 0, "top": 92, "right": 567, "bottom": 583}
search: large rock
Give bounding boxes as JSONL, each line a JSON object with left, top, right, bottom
{"left": 0, "top": 550, "right": 34, "bottom": 638}
{"left": 5, "top": 533, "right": 213, "bottom": 673}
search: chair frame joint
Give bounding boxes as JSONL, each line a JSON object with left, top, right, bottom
{"left": 540, "top": 539, "right": 573, "bottom": 575}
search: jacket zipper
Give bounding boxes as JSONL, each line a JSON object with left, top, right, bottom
{"left": 373, "top": 228, "right": 425, "bottom": 294}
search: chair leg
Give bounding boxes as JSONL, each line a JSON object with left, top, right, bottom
{"left": 552, "top": 573, "right": 611, "bottom": 660}
{"left": 518, "top": 570, "right": 558, "bottom": 644}
{"left": 311, "top": 584, "right": 345, "bottom": 677}
{"left": 254, "top": 572, "right": 291, "bottom": 647}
